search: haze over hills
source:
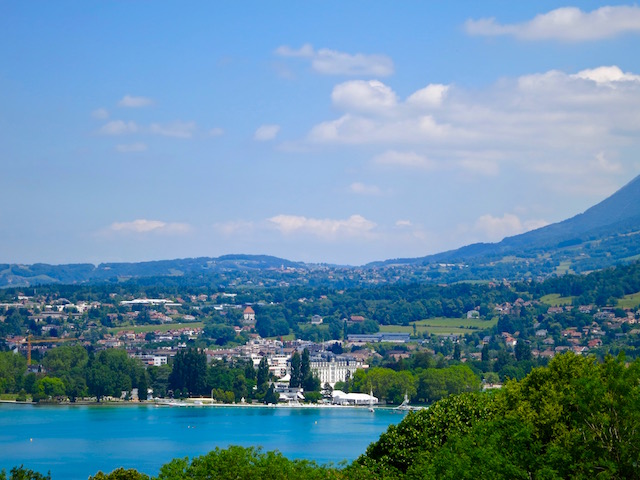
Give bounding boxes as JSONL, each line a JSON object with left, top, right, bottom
{"left": 370, "top": 173, "right": 640, "bottom": 273}
{"left": 2, "top": 174, "right": 640, "bottom": 288}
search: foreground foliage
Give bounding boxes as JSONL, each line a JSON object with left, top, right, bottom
{"left": 14, "top": 353, "right": 640, "bottom": 479}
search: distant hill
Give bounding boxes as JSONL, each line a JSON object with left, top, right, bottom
{"left": 370, "top": 173, "right": 640, "bottom": 277}
{"left": 0, "top": 255, "right": 306, "bottom": 288}
{"left": 2, "top": 175, "right": 640, "bottom": 287}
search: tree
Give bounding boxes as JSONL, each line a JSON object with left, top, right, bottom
{"left": 42, "top": 346, "right": 89, "bottom": 401}
{"left": 264, "top": 383, "right": 279, "bottom": 405}
{"left": 300, "top": 348, "right": 319, "bottom": 392}
{"left": 289, "top": 352, "right": 301, "bottom": 388}
{"left": 0, "top": 466, "right": 51, "bottom": 480}
{"left": 514, "top": 341, "right": 532, "bottom": 362}
{"left": 0, "top": 351, "right": 26, "bottom": 394}
{"left": 168, "top": 348, "right": 207, "bottom": 397}
{"left": 481, "top": 343, "right": 490, "bottom": 362}
{"left": 256, "top": 357, "right": 270, "bottom": 395}
{"left": 453, "top": 343, "right": 461, "bottom": 361}
{"left": 155, "top": 446, "right": 329, "bottom": 480}
{"left": 36, "top": 377, "right": 66, "bottom": 400}
{"left": 88, "top": 468, "right": 149, "bottom": 480}
{"left": 86, "top": 349, "right": 137, "bottom": 401}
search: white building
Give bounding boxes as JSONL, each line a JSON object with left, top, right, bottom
{"left": 310, "top": 355, "right": 366, "bottom": 387}
{"left": 332, "top": 390, "right": 378, "bottom": 406}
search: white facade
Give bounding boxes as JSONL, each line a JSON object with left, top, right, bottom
{"left": 332, "top": 390, "right": 378, "bottom": 406}
{"left": 310, "top": 357, "right": 366, "bottom": 387}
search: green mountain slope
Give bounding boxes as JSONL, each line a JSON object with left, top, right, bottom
{"left": 371, "top": 174, "right": 640, "bottom": 276}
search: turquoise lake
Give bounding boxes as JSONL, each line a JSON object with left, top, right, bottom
{"left": 0, "top": 404, "right": 406, "bottom": 479}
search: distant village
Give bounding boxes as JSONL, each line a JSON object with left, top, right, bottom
{"left": 2, "top": 283, "right": 639, "bottom": 404}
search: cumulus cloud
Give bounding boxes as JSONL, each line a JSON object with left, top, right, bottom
{"left": 395, "top": 220, "right": 413, "bottom": 227}
{"left": 407, "top": 84, "right": 449, "bottom": 108}
{"left": 349, "top": 182, "right": 382, "bottom": 195}
{"left": 118, "top": 95, "right": 154, "bottom": 108}
{"left": 268, "top": 214, "right": 376, "bottom": 238}
{"left": 209, "top": 127, "right": 224, "bottom": 137}
{"left": 98, "top": 120, "right": 139, "bottom": 135}
{"left": 254, "top": 124, "right": 281, "bottom": 141}
{"left": 465, "top": 5, "right": 640, "bottom": 41}
{"left": 149, "top": 121, "right": 196, "bottom": 138}
{"left": 108, "top": 219, "right": 191, "bottom": 235}
{"left": 91, "top": 108, "right": 109, "bottom": 120}
{"left": 332, "top": 80, "right": 398, "bottom": 114}
{"left": 572, "top": 65, "right": 640, "bottom": 85}
{"left": 303, "top": 65, "right": 640, "bottom": 183}
{"left": 116, "top": 142, "right": 147, "bottom": 153}
{"left": 474, "top": 214, "right": 549, "bottom": 242}
{"left": 373, "top": 150, "right": 436, "bottom": 170}
{"left": 275, "top": 44, "right": 394, "bottom": 76}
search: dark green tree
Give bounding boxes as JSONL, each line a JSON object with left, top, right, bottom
{"left": 168, "top": 348, "right": 207, "bottom": 397}
{"left": 289, "top": 352, "right": 301, "bottom": 388}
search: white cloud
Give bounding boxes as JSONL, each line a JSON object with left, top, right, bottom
{"left": 254, "top": 124, "right": 281, "bottom": 141}
{"left": 149, "top": 121, "right": 196, "bottom": 138}
{"left": 349, "top": 182, "right": 381, "bottom": 195}
{"left": 118, "top": 95, "right": 154, "bottom": 108}
{"left": 275, "top": 44, "right": 394, "bottom": 76}
{"left": 590, "top": 152, "right": 622, "bottom": 173}
{"left": 465, "top": 6, "right": 640, "bottom": 41}
{"left": 332, "top": 80, "right": 398, "bottom": 114}
{"left": 274, "top": 44, "right": 314, "bottom": 58}
{"left": 268, "top": 214, "right": 376, "bottom": 239}
{"left": 91, "top": 108, "right": 109, "bottom": 120}
{"left": 407, "top": 84, "right": 449, "bottom": 108}
{"left": 373, "top": 150, "right": 436, "bottom": 170}
{"left": 304, "top": 65, "right": 640, "bottom": 183}
{"left": 108, "top": 219, "right": 191, "bottom": 235}
{"left": 209, "top": 127, "right": 224, "bottom": 137}
{"left": 474, "top": 214, "right": 549, "bottom": 242}
{"left": 116, "top": 142, "right": 147, "bottom": 153}
{"left": 98, "top": 120, "right": 139, "bottom": 135}
{"left": 573, "top": 65, "right": 640, "bottom": 85}
{"left": 395, "top": 220, "right": 412, "bottom": 228}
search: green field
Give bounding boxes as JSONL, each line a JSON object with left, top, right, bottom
{"left": 540, "top": 294, "right": 574, "bottom": 306}
{"left": 380, "top": 316, "right": 498, "bottom": 336}
{"left": 108, "top": 321, "right": 204, "bottom": 334}
{"left": 555, "top": 261, "right": 574, "bottom": 275}
{"left": 618, "top": 291, "right": 640, "bottom": 309}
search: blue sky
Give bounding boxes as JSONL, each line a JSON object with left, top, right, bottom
{"left": 2, "top": 1, "right": 640, "bottom": 266}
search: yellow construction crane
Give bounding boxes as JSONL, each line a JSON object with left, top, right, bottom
{"left": 25, "top": 335, "right": 70, "bottom": 366}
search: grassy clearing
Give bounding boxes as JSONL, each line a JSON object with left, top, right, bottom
{"left": 555, "top": 261, "right": 573, "bottom": 275}
{"left": 108, "top": 321, "right": 204, "bottom": 334}
{"left": 618, "top": 291, "right": 640, "bottom": 309}
{"left": 380, "top": 316, "right": 497, "bottom": 336}
{"left": 540, "top": 294, "right": 574, "bottom": 306}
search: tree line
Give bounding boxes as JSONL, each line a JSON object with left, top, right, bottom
{"left": 6, "top": 352, "right": 638, "bottom": 479}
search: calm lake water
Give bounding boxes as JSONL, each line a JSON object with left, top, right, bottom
{"left": 0, "top": 404, "right": 406, "bottom": 479}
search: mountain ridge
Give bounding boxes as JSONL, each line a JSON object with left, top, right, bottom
{"left": 2, "top": 174, "right": 640, "bottom": 287}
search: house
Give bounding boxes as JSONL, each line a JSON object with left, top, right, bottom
{"left": 311, "top": 315, "right": 323, "bottom": 325}
{"left": 243, "top": 306, "right": 256, "bottom": 324}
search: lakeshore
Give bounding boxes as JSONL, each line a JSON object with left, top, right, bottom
{"left": 0, "top": 402, "right": 405, "bottom": 479}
